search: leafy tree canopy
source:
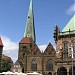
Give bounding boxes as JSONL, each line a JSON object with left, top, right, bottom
{"left": 1, "top": 59, "right": 11, "bottom": 72}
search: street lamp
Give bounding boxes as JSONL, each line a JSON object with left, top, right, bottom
{"left": 71, "top": 46, "right": 73, "bottom": 75}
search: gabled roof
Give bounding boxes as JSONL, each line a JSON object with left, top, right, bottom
{"left": 62, "top": 15, "right": 75, "bottom": 32}
{"left": 44, "top": 43, "right": 55, "bottom": 55}
{"left": 0, "top": 37, "right": 3, "bottom": 47}
{"left": 31, "top": 43, "right": 41, "bottom": 54}
{"left": 14, "top": 60, "right": 20, "bottom": 65}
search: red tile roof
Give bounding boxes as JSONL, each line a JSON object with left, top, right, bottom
{"left": 19, "top": 37, "right": 31, "bottom": 44}
{"left": 0, "top": 37, "right": 3, "bottom": 47}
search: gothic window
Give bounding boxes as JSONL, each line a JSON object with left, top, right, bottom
{"left": 63, "top": 41, "right": 68, "bottom": 58}
{"left": 31, "top": 60, "right": 37, "bottom": 71}
{"left": 72, "top": 41, "right": 75, "bottom": 57}
{"left": 46, "top": 60, "right": 53, "bottom": 71}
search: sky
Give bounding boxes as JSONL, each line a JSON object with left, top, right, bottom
{"left": 0, "top": 0, "right": 75, "bottom": 62}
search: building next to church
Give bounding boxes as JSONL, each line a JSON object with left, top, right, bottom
{"left": 11, "top": 60, "right": 22, "bottom": 73}
{"left": 0, "top": 37, "right": 3, "bottom": 72}
{"left": 18, "top": 0, "right": 75, "bottom": 75}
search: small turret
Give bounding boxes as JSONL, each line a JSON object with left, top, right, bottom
{"left": 53, "top": 25, "right": 60, "bottom": 43}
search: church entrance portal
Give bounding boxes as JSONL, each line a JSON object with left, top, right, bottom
{"left": 22, "top": 68, "right": 24, "bottom": 73}
{"left": 57, "top": 67, "right": 67, "bottom": 75}
{"left": 48, "top": 72, "right": 52, "bottom": 75}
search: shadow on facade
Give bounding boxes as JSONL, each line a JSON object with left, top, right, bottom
{"left": 57, "top": 67, "right": 67, "bottom": 75}
{"left": 69, "top": 66, "right": 75, "bottom": 75}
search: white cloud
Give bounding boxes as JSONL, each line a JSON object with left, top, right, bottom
{"left": 38, "top": 45, "right": 47, "bottom": 52}
{"left": 3, "top": 49, "right": 18, "bottom": 63}
{"left": 1, "top": 35, "right": 18, "bottom": 63}
{"left": 66, "top": 3, "right": 75, "bottom": 15}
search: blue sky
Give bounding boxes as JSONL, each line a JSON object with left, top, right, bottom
{"left": 0, "top": 0, "right": 74, "bottom": 62}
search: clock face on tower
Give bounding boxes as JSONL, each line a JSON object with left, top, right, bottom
{"left": 27, "top": 33, "right": 31, "bottom": 37}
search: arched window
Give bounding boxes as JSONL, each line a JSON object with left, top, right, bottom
{"left": 72, "top": 41, "right": 75, "bottom": 57}
{"left": 48, "top": 72, "right": 52, "bottom": 75}
{"left": 46, "top": 60, "right": 53, "bottom": 71}
{"left": 63, "top": 41, "right": 68, "bottom": 58}
{"left": 31, "top": 60, "right": 37, "bottom": 71}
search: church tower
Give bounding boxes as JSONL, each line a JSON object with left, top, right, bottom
{"left": 0, "top": 37, "right": 3, "bottom": 72}
{"left": 18, "top": 0, "right": 37, "bottom": 73}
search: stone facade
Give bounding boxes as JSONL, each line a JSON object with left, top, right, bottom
{"left": 11, "top": 60, "right": 22, "bottom": 73}
{"left": 53, "top": 25, "right": 75, "bottom": 75}
{"left": 18, "top": 27, "right": 75, "bottom": 75}
{"left": 18, "top": 38, "right": 56, "bottom": 74}
{"left": 18, "top": 0, "right": 75, "bottom": 75}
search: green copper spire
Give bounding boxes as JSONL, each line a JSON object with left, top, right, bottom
{"left": 24, "top": 0, "right": 36, "bottom": 43}
{"left": 62, "top": 15, "right": 75, "bottom": 32}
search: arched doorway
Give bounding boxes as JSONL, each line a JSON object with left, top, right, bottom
{"left": 22, "top": 68, "right": 24, "bottom": 73}
{"left": 48, "top": 72, "right": 52, "bottom": 75}
{"left": 57, "top": 67, "right": 67, "bottom": 75}
{"left": 69, "top": 66, "right": 75, "bottom": 75}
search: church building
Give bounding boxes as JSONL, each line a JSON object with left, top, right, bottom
{"left": 18, "top": 0, "right": 75, "bottom": 75}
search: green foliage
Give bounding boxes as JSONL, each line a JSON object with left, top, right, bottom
{"left": 1, "top": 59, "right": 11, "bottom": 72}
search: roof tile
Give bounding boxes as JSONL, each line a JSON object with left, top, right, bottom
{"left": 19, "top": 37, "right": 32, "bottom": 44}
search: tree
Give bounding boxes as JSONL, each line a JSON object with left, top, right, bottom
{"left": 1, "top": 59, "right": 11, "bottom": 72}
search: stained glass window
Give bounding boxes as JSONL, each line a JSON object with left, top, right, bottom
{"left": 46, "top": 60, "right": 53, "bottom": 71}
{"left": 31, "top": 60, "right": 37, "bottom": 71}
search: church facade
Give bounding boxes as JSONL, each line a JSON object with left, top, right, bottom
{"left": 18, "top": 0, "right": 75, "bottom": 75}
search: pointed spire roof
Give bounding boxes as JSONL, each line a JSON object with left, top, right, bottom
{"left": 24, "top": 0, "right": 36, "bottom": 43}
{"left": 0, "top": 37, "right": 3, "bottom": 47}
{"left": 62, "top": 15, "right": 75, "bottom": 32}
